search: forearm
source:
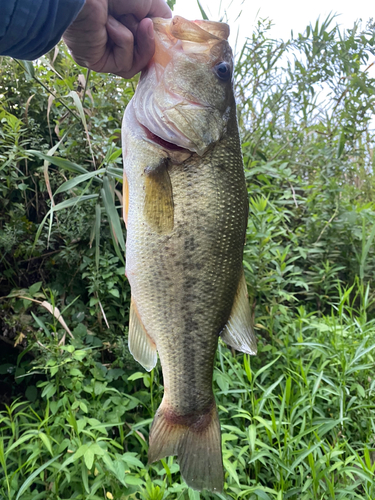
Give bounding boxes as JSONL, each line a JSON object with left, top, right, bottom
{"left": 0, "top": 0, "right": 85, "bottom": 60}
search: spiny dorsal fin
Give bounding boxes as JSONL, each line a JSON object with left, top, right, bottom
{"left": 220, "top": 270, "right": 257, "bottom": 355}
{"left": 128, "top": 299, "right": 157, "bottom": 371}
{"left": 144, "top": 160, "right": 174, "bottom": 234}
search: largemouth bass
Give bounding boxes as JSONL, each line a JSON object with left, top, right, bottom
{"left": 122, "top": 16, "right": 257, "bottom": 492}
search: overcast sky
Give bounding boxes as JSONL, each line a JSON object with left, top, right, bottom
{"left": 173, "top": 0, "right": 374, "bottom": 54}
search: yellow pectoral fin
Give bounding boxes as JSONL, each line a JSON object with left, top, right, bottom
{"left": 220, "top": 270, "right": 257, "bottom": 355}
{"left": 129, "top": 299, "right": 157, "bottom": 371}
{"left": 144, "top": 161, "right": 174, "bottom": 234}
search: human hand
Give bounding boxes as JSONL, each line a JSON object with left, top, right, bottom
{"left": 63, "top": 0, "right": 172, "bottom": 78}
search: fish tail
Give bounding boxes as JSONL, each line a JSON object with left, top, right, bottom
{"left": 148, "top": 399, "right": 223, "bottom": 492}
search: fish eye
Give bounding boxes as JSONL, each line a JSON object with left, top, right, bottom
{"left": 214, "top": 62, "right": 231, "bottom": 81}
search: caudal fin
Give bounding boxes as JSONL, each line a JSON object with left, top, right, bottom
{"left": 148, "top": 400, "right": 223, "bottom": 492}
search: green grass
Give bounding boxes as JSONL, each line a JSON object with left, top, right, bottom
{"left": 1, "top": 283, "right": 375, "bottom": 499}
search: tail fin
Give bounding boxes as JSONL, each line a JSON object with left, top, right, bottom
{"left": 148, "top": 400, "right": 223, "bottom": 492}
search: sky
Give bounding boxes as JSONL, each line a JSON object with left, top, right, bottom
{"left": 173, "top": 0, "right": 374, "bottom": 55}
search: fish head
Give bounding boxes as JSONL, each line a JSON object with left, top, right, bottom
{"left": 133, "top": 16, "right": 235, "bottom": 156}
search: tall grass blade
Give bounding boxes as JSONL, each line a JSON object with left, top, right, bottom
{"left": 15, "top": 453, "right": 62, "bottom": 500}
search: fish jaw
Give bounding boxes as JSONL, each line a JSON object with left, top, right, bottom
{"left": 132, "top": 16, "right": 234, "bottom": 156}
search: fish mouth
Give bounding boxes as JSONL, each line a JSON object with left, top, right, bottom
{"left": 141, "top": 122, "right": 191, "bottom": 153}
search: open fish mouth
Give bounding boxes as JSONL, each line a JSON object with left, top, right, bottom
{"left": 141, "top": 119, "right": 190, "bottom": 153}
{"left": 132, "top": 16, "right": 233, "bottom": 156}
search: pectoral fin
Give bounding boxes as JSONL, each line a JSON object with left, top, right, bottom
{"left": 129, "top": 299, "right": 157, "bottom": 371}
{"left": 144, "top": 160, "right": 174, "bottom": 234}
{"left": 221, "top": 271, "right": 257, "bottom": 355}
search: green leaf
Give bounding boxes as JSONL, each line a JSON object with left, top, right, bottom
{"left": 28, "top": 281, "right": 42, "bottom": 296}
{"left": 336, "top": 130, "right": 346, "bottom": 158}
{"left": 84, "top": 446, "right": 95, "bottom": 470}
{"left": 39, "top": 432, "right": 53, "bottom": 456}
{"left": 291, "top": 442, "right": 322, "bottom": 470}
{"left": 68, "top": 90, "right": 88, "bottom": 128}
{"left": 16, "top": 454, "right": 62, "bottom": 500}
{"left": 101, "top": 177, "right": 126, "bottom": 253}
{"left": 127, "top": 372, "right": 145, "bottom": 381}
{"left": 108, "top": 148, "right": 123, "bottom": 163}
{"left": 19, "top": 60, "right": 35, "bottom": 78}
{"left": 6, "top": 431, "right": 39, "bottom": 455}
{"left": 188, "top": 489, "right": 200, "bottom": 500}
{"left": 106, "top": 166, "right": 124, "bottom": 180}
{"left": 121, "top": 452, "right": 144, "bottom": 468}
{"left": 27, "top": 150, "right": 88, "bottom": 174}
{"left": 196, "top": 0, "right": 208, "bottom": 20}
{"left": 55, "top": 169, "right": 105, "bottom": 194}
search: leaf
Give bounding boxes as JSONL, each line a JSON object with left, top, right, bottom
{"left": 39, "top": 432, "right": 53, "bottom": 456}
{"left": 360, "top": 220, "right": 375, "bottom": 280}
{"left": 106, "top": 166, "right": 124, "bottom": 180}
{"left": 6, "top": 431, "right": 39, "bottom": 455}
{"left": 33, "top": 194, "right": 98, "bottom": 251}
{"left": 84, "top": 446, "right": 95, "bottom": 470}
{"left": 67, "top": 90, "right": 96, "bottom": 168}
{"left": 336, "top": 130, "right": 346, "bottom": 158}
{"left": 121, "top": 453, "right": 144, "bottom": 468}
{"left": 95, "top": 202, "right": 101, "bottom": 270}
{"left": 188, "top": 489, "right": 200, "bottom": 500}
{"left": 223, "top": 458, "right": 240, "bottom": 485}
{"left": 108, "top": 149, "right": 122, "bottom": 163}
{"left": 16, "top": 454, "right": 62, "bottom": 500}
{"left": 55, "top": 169, "right": 105, "bottom": 194}
{"left": 290, "top": 442, "right": 322, "bottom": 470}
{"left": 24, "top": 94, "right": 35, "bottom": 126}
{"left": 127, "top": 372, "right": 145, "bottom": 381}
{"left": 196, "top": 0, "right": 209, "bottom": 20}
{"left": 19, "top": 60, "right": 35, "bottom": 78}
{"left": 14, "top": 332, "right": 26, "bottom": 347}
{"left": 40, "top": 301, "right": 74, "bottom": 339}
{"left": 101, "top": 177, "right": 126, "bottom": 253}
{"left": 27, "top": 150, "right": 88, "bottom": 174}
{"left": 29, "top": 281, "right": 42, "bottom": 296}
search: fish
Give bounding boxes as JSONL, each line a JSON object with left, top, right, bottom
{"left": 121, "top": 15, "right": 257, "bottom": 492}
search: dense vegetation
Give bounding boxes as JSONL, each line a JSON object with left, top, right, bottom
{"left": 1, "top": 6, "right": 375, "bottom": 500}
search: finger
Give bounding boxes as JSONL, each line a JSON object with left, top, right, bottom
{"left": 109, "top": 0, "right": 172, "bottom": 21}
{"left": 118, "top": 17, "right": 155, "bottom": 78}
{"left": 119, "top": 14, "right": 139, "bottom": 37}
{"left": 106, "top": 15, "right": 135, "bottom": 74}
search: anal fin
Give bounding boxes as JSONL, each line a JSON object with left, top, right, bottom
{"left": 220, "top": 270, "right": 257, "bottom": 355}
{"left": 129, "top": 299, "right": 157, "bottom": 371}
